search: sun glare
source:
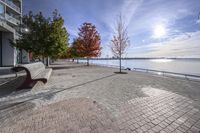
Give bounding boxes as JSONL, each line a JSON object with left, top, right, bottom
{"left": 151, "top": 59, "right": 173, "bottom": 63}
{"left": 153, "top": 24, "right": 166, "bottom": 38}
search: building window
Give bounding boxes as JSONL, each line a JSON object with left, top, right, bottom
{"left": 0, "top": 3, "right": 5, "bottom": 15}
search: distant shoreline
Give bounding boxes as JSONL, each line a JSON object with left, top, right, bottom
{"left": 77, "top": 57, "right": 200, "bottom": 60}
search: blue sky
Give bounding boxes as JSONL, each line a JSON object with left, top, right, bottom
{"left": 23, "top": 0, "right": 200, "bottom": 58}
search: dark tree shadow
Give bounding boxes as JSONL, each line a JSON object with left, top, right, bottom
{"left": 0, "top": 101, "right": 35, "bottom": 122}
{"left": 0, "top": 73, "right": 117, "bottom": 111}
{"left": 52, "top": 65, "right": 92, "bottom": 70}
{"left": 114, "top": 72, "right": 128, "bottom": 74}
{"left": 0, "top": 75, "right": 27, "bottom": 98}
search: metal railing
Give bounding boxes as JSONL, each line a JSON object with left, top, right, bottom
{"left": 0, "top": 0, "right": 20, "bottom": 13}
{"left": 133, "top": 68, "right": 200, "bottom": 80}
{"left": 0, "top": 14, "right": 6, "bottom": 21}
{"left": 15, "top": 31, "right": 21, "bottom": 37}
{"left": 78, "top": 60, "right": 200, "bottom": 80}
{"left": 5, "top": 13, "right": 20, "bottom": 25}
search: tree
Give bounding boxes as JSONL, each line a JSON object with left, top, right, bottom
{"left": 11, "top": 10, "right": 69, "bottom": 65}
{"left": 110, "top": 15, "right": 130, "bottom": 73}
{"left": 47, "top": 10, "right": 69, "bottom": 60}
{"left": 75, "top": 22, "right": 101, "bottom": 66}
{"left": 68, "top": 38, "right": 82, "bottom": 58}
{"left": 62, "top": 39, "right": 81, "bottom": 62}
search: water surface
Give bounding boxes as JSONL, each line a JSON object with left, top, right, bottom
{"left": 80, "top": 58, "right": 200, "bottom": 76}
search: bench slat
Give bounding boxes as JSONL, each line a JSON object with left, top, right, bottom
{"left": 18, "top": 62, "right": 45, "bottom": 79}
{"left": 12, "top": 62, "right": 52, "bottom": 90}
{"left": 33, "top": 68, "right": 52, "bottom": 83}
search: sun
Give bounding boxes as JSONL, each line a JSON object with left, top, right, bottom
{"left": 153, "top": 24, "right": 166, "bottom": 38}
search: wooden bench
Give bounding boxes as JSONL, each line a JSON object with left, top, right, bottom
{"left": 12, "top": 62, "right": 52, "bottom": 90}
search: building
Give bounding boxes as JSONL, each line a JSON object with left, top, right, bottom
{"left": 0, "top": 0, "right": 28, "bottom": 66}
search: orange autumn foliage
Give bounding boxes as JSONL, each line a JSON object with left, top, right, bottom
{"left": 74, "top": 22, "right": 101, "bottom": 58}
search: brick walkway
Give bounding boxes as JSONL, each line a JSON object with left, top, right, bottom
{"left": 115, "top": 89, "right": 200, "bottom": 133}
{"left": 0, "top": 90, "right": 200, "bottom": 133}
{"left": 0, "top": 98, "right": 117, "bottom": 133}
{"left": 0, "top": 61, "right": 200, "bottom": 133}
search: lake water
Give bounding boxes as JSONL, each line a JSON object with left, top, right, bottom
{"left": 79, "top": 58, "right": 200, "bottom": 76}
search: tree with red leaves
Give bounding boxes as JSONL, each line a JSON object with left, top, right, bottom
{"left": 74, "top": 22, "right": 101, "bottom": 66}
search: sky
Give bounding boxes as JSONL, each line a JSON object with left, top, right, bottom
{"left": 23, "top": 0, "right": 200, "bottom": 58}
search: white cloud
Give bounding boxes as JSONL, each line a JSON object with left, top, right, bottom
{"left": 197, "top": 19, "right": 200, "bottom": 24}
{"left": 120, "top": 0, "right": 143, "bottom": 26}
{"left": 100, "top": 0, "right": 143, "bottom": 57}
{"left": 66, "top": 26, "right": 78, "bottom": 36}
{"left": 99, "top": 0, "right": 143, "bottom": 33}
{"left": 126, "top": 0, "right": 194, "bottom": 37}
{"left": 127, "top": 31, "right": 200, "bottom": 58}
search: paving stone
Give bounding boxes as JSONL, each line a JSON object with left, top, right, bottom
{"left": 189, "top": 126, "right": 200, "bottom": 133}
{"left": 0, "top": 61, "right": 200, "bottom": 133}
{"left": 0, "top": 98, "right": 117, "bottom": 133}
{"left": 174, "top": 129, "right": 184, "bottom": 133}
{"left": 152, "top": 119, "right": 161, "bottom": 125}
{"left": 136, "top": 128, "right": 144, "bottom": 133}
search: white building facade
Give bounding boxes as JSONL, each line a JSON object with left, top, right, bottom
{"left": 0, "top": 0, "right": 28, "bottom": 66}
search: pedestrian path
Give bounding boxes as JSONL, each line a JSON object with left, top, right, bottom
{"left": 0, "top": 61, "right": 199, "bottom": 132}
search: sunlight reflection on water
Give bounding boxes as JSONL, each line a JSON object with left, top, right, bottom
{"left": 79, "top": 58, "right": 200, "bottom": 75}
{"left": 150, "top": 59, "right": 174, "bottom": 63}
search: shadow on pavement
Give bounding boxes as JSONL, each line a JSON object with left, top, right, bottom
{"left": 0, "top": 101, "right": 35, "bottom": 122}
{"left": 0, "top": 76, "right": 26, "bottom": 98}
{"left": 114, "top": 72, "right": 128, "bottom": 74}
{"left": 0, "top": 73, "right": 116, "bottom": 111}
{"left": 51, "top": 65, "right": 89, "bottom": 70}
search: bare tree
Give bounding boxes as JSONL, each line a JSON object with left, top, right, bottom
{"left": 110, "top": 15, "right": 130, "bottom": 73}
{"left": 197, "top": 12, "right": 200, "bottom": 24}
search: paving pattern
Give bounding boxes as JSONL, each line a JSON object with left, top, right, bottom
{"left": 0, "top": 88, "right": 200, "bottom": 133}
{"left": 115, "top": 89, "right": 200, "bottom": 133}
{"left": 0, "top": 61, "right": 200, "bottom": 133}
{"left": 0, "top": 98, "right": 117, "bottom": 133}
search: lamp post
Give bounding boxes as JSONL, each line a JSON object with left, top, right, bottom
{"left": 24, "top": 28, "right": 29, "bottom": 33}
{"left": 18, "top": 16, "right": 29, "bottom": 64}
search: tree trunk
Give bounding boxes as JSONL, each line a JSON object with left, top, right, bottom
{"left": 119, "top": 40, "right": 122, "bottom": 73}
{"left": 119, "top": 55, "right": 122, "bottom": 73}
{"left": 42, "top": 56, "right": 45, "bottom": 64}
{"left": 46, "top": 57, "right": 49, "bottom": 66}
{"left": 87, "top": 57, "right": 89, "bottom": 66}
{"left": 20, "top": 49, "right": 23, "bottom": 64}
{"left": 77, "top": 59, "right": 79, "bottom": 64}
